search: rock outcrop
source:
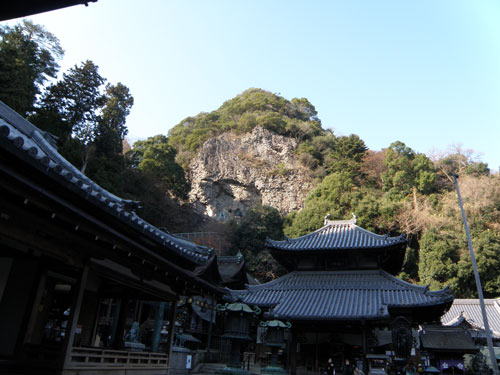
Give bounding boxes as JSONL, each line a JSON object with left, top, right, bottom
{"left": 188, "top": 127, "right": 314, "bottom": 221}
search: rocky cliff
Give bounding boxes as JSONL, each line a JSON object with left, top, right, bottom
{"left": 188, "top": 127, "right": 314, "bottom": 221}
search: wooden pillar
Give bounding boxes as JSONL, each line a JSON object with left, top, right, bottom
{"left": 112, "top": 295, "right": 130, "bottom": 349}
{"left": 206, "top": 296, "right": 216, "bottom": 354}
{"left": 23, "top": 271, "right": 47, "bottom": 345}
{"left": 62, "top": 264, "right": 89, "bottom": 368}
{"left": 151, "top": 302, "right": 166, "bottom": 352}
{"left": 362, "top": 321, "right": 368, "bottom": 374}
{"left": 289, "top": 329, "right": 297, "bottom": 375}
{"left": 167, "top": 301, "right": 178, "bottom": 374}
{"left": 315, "top": 331, "right": 319, "bottom": 373}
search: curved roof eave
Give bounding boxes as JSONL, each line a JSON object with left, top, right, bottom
{"left": 0, "top": 100, "right": 212, "bottom": 265}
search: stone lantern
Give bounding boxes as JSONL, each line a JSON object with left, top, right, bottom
{"left": 217, "top": 302, "right": 260, "bottom": 375}
{"left": 260, "top": 320, "right": 292, "bottom": 375}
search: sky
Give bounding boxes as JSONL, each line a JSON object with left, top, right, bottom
{"left": 6, "top": 0, "right": 500, "bottom": 169}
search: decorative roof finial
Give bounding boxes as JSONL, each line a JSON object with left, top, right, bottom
{"left": 351, "top": 213, "right": 357, "bottom": 223}
{"left": 324, "top": 213, "right": 331, "bottom": 225}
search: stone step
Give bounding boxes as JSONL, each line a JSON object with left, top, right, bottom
{"left": 191, "top": 362, "right": 227, "bottom": 375}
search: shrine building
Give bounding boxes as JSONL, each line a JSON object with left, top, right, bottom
{"left": 230, "top": 216, "right": 454, "bottom": 374}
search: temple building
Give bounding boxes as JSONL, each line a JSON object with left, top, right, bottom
{"left": 0, "top": 100, "right": 224, "bottom": 374}
{"left": 230, "top": 217, "right": 454, "bottom": 374}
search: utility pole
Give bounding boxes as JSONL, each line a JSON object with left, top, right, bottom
{"left": 453, "top": 175, "right": 499, "bottom": 375}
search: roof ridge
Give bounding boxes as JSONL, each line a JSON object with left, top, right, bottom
{"left": 268, "top": 223, "right": 339, "bottom": 244}
{"left": 452, "top": 299, "right": 496, "bottom": 304}
{"left": 324, "top": 218, "right": 357, "bottom": 226}
{"left": 266, "top": 221, "right": 406, "bottom": 251}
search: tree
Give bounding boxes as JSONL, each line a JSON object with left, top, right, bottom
{"left": 324, "top": 134, "right": 368, "bottom": 175}
{"left": 33, "top": 60, "right": 106, "bottom": 172}
{"left": 95, "top": 83, "right": 134, "bottom": 157}
{"left": 382, "top": 141, "right": 437, "bottom": 197}
{"left": 231, "top": 205, "right": 284, "bottom": 253}
{"left": 230, "top": 205, "right": 285, "bottom": 281}
{"left": 432, "top": 145, "right": 490, "bottom": 189}
{"left": 472, "top": 230, "right": 500, "bottom": 296}
{"left": 284, "top": 171, "right": 392, "bottom": 237}
{"left": 30, "top": 60, "right": 135, "bottom": 191}
{"left": 418, "top": 227, "right": 500, "bottom": 297}
{"left": 128, "top": 135, "right": 190, "bottom": 199}
{"left": 418, "top": 229, "right": 462, "bottom": 292}
{"left": 0, "top": 20, "right": 63, "bottom": 115}
{"left": 360, "top": 150, "right": 387, "bottom": 187}
{"left": 288, "top": 97, "right": 319, "bottom": 122}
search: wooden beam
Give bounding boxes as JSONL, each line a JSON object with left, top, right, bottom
{"left": 166, "top": 301, "right": 178, "bottom": 372}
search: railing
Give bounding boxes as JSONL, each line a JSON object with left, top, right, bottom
{"left": 66, "top": 347, "right": 168, "bottom": 369}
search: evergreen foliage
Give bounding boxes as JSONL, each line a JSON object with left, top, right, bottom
{"left": 127, "top": 135, "right": 189, "bottom": 199}
{"left": 382, "top": 141, "right": 437, "bottom": 197}
{"left": 229, "top": 205, "right": 285, "bottom": 281}
{"left": 0, "top": 20, "right": 63, "bottom": 115}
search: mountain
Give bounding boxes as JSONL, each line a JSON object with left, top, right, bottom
{"left": 188, "top": 126, "right": 315, "bottom": 221}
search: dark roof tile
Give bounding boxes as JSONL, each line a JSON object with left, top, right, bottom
{"left": 230, "top": 270, "right": 452, "bottom": 320}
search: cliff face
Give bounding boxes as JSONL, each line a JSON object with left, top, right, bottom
{"left": 188, "top": 127, "right": 314, "bottom": 221}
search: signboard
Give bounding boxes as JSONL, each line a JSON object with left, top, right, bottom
{"left": 186, "top": 354, "right": 192, "bottom": 369}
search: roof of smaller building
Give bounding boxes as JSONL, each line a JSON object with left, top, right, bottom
{"left": 420, "top": 325, "right": 477, "bottom": 352}
{"left": 266, "top": 217, "right": 406, "bottom": 252}
{"left": 218, "top": 253, "right": 245, "bottom": 283}
{"left": 442, "top": 299, "right": 500, "bottom": 338}
{"left": 230, "top": 270, "right": 452, "bottom": 321}
{"left": 0, "top": 100, "right": 211, "bottom": 265}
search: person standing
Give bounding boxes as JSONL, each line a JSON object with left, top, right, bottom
{"left": 327, "top": 358, "right": 335, "bottom": 375}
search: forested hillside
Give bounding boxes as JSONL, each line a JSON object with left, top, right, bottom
{"left": 2, "top": 21, "right": 498, "bottom": 297}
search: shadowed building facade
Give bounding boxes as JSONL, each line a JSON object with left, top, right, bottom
{"left": 0, "top": 101, "right": 224, "bottom": 375}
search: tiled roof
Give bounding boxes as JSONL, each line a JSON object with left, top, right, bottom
{"left": 442, "top": 299, "right": 500, "bottom": 337}
{"left": 230, "top": 270, "right": 452, "bottom": 320}
{"left": 266, "top": 218, "right": 406, "bottom": 251}
{"left": 0, "top": 101, "right": 212, "bottom": 264}
{"left": 420, "top": 325, "right": 477, "bottom": 351}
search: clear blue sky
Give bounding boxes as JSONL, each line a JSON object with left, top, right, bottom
{"left": 7, "top": 0, "right": 500, "bottom": 169}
